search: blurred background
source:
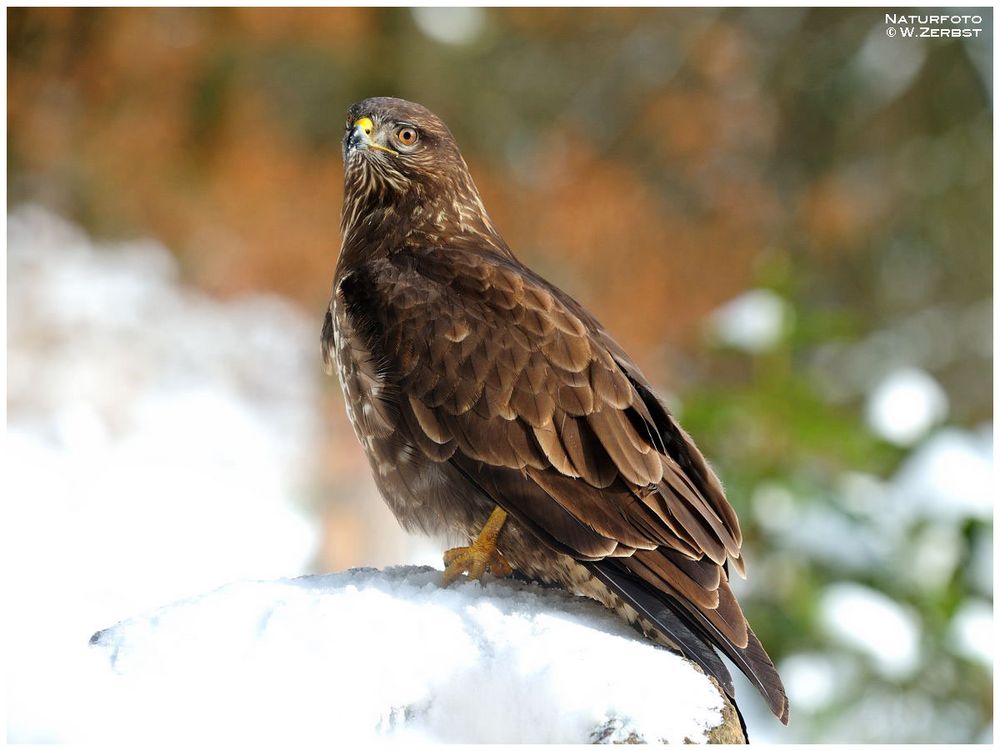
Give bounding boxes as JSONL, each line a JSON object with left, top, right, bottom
{"left": 6, "top": 7, "right": 992, "bottom": 743}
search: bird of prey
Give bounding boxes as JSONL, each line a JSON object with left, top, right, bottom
{"left": 323, "top": 96, "right": 788, "bottom": 727}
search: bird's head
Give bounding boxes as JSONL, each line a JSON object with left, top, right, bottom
{"left": 340, "top": 97, "right": 504, "bottom": 255}
{"left": 342, "top": 97, "right": 466, "bottom": 194}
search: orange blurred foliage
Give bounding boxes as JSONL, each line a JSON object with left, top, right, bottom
{"left": 8, "top": 7, "right": 789, "bottom": 378}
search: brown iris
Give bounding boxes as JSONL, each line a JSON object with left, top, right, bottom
{"left": 396, "top": 127, "right": 418, "bottom": 146}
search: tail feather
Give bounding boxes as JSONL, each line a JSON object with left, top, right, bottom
{"left": 684, "top": 602, "right": 789, "bottom": 724}
{"left": 588, "top": 561, "right": 734, "bottom": 695}
{"left": 591, "top": 559, "right": 789, "bottom": 726}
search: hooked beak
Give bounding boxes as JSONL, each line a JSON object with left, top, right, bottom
{"left": 346, "top": 117, "right": 398, "bottom": 157}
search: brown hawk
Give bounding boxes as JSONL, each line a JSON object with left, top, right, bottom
{"left": 322, "top": 96, "right": 788, "bottom": 727}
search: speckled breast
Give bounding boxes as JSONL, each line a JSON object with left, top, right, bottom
{"left": 327, "top": 279, "right": 470, "bottom": 539}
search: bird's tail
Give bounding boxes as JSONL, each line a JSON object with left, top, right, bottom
{"left": 589, "top": 559, "right": 789, "bottom": 726}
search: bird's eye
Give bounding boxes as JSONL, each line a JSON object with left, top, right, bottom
{"left": 396, "top": 127, "right": 418, "bottom": 146}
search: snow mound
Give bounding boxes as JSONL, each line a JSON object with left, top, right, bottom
{"left": 6, "top": 205, "right": 319, "bottom": 741}
{"left": 85, "top": 567, "right": 729, "bottom": 744}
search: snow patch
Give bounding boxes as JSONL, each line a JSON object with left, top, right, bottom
{"left": 865, "top": 367, "right": 948, "bottom": 445}
{"left": 412, "top": 7, "right": 486, "bottom": 46}
{"left": 705, "top": 288, "right": 790, "bottom": 353}
{"left": 819, "top": 582, "right": 921, "bottom": 679}
{"left": 890, "top": 427, "right": 993, "bottom": 521}
{"left": 779, "top": 652, "right": 854, "bottom": 712}
{"left": 6, "top": 206, "right": 320, "bottom": 741}
{"left": 80, "top": 567, "right": 726, "bottom": 744}
{"left": 949, "top": 599, "right": 993, "bottom": 667}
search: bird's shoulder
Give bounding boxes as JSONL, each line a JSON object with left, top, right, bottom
{"left": 334, "top": 244, "right": 597, "bottom": 355}
{"left": 336, "top": 246, "right": 666, "bottom": 491}
{"left": 338, "top": 244, "right": 636, "bottom": 416}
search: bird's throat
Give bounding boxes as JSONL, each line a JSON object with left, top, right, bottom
{"left": 340, "top": 174, "right": 511, "bottom": 264}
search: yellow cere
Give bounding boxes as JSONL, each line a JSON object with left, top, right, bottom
{"left": 352, "top": 116, "right": 398, "bottom": 156}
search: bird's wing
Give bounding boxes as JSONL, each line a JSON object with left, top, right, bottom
{"left": 336, "top": 245, "right": 787, "bottom": 723}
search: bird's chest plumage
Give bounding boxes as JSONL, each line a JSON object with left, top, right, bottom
{"left": 328, "top": 278, "right": 490, "bottom": 541}
{"left": 330, "top": 291, "right": 373, "bottom": 451}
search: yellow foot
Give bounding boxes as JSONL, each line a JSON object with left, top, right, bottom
{"left": 441, "top": 506, "right": 513, "bottom": 586}
{"left": 442, "top": 542, "right": 513, "bottom": 585}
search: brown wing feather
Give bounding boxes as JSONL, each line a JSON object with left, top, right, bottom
{"left": 365, "top": 247, "right": 744, "bottom": 564}
{"left": 557, "top": 414, "right": 618, "bottom": 488}
{"left": 397, "top": 399, "right": 456, "bottom": 462}
{"left": 627, "top": 550, "right": 749, "bottom": 647}
{"left": 343, "top": 245, "right": 785, "bottom": 722}
{"left": 525, "top": 468, "right": 661, "bottom": 552}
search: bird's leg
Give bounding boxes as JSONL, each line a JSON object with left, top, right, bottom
{"left": 441, "top": 506, "right": 514, "bottom": 586}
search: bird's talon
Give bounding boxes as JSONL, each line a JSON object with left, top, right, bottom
{"left": 441, "top": 543, "right": 512, "bottom": 586}
{"left": 440, "top": 506, "right": 512, "bottom": 586}
{"left": 490, "top": 555, "right": 513, "bottom": 578}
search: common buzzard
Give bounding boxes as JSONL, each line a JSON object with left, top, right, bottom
{"left": 322, "top": 96, "right": 788, "bottom": 727}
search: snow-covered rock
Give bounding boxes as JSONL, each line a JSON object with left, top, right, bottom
{"left": 84, "top": 567, "right": 740, "bottom": 744}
